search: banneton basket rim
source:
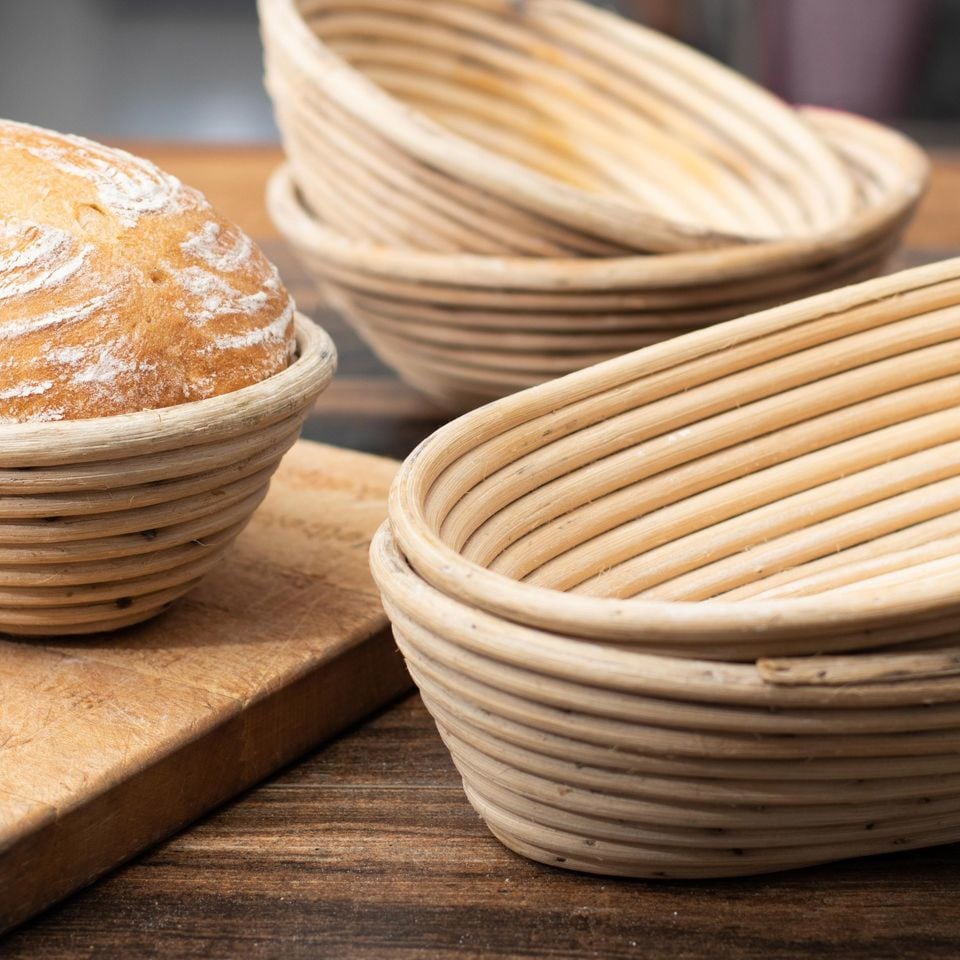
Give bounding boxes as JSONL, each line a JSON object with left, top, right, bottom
{"left": 266, "top": 107, "right": 927, "bottom": 290}
{"left": 0, "top": 313, "right": 336, "bottom": 466}
{"left": 385, "top": 257, "right": 960, "bottom": 642}
{"left": 370, "top": 523, "right": 960, "bottom": 705}
{"left": 260, "top": 0, "right": 858, "bottom": 250}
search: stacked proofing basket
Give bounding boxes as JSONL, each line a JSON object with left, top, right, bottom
{"left": 371, "top": 259, "right": 960, "bottom": 878}
{"left": 260, "top": 0, "right": 929, "bottom": 411}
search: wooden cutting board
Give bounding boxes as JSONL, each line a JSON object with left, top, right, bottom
{"left": 0, "top": 440, "right": 412, "bottom": 932}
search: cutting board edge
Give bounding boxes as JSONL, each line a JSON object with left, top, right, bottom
{"left": 0, "top": 624, "right": 412, "bottom": 934}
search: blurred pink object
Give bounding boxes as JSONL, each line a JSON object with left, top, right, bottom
{"left": 763, "top": 0, "right": 933, "bottom": 118}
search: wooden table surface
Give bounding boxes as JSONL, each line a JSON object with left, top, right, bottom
{"left": 6, "top": 146, "right": 960, "bottom": 960}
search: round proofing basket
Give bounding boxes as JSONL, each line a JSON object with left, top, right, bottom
{"left": 0, "top": 314, "right": 336, "bottom": 637}
{"left": 259, "top": 0, "right": 861, "bottom": 252}
{"left": 371, "top": 524, "right": 960, "bottom": 879}
{"left": 383, "top": 257, "right": 960, "bottom": 659}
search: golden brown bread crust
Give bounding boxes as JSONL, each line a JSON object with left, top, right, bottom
{"left": 0, "top": 119, "right": 296, "bottom": 422}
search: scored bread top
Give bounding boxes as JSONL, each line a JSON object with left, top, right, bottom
{"left": 0, "top": 119, "right": 296, "bottom": 423}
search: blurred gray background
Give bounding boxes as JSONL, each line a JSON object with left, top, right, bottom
{"left": 0, "top": 0, "right": 957, "bottom": 143}
{"left": 0, "top": 0, "right": 278, "bottom": 140}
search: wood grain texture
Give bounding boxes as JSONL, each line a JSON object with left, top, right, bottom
{"left": 0, "top": 441, "right": 412, "bottom": 933}
{"left": 6, "top": 695, "right": 960, "bottom": 960}
{"left": 5, "top": 145, "right": 960, "bottom": 958}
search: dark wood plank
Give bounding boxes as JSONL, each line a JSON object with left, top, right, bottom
{"left": 6, "top": 694, "right": 960, "bottom": 960}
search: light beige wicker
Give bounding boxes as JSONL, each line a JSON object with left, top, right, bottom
{"left": 384, "top": 258, "right": 960, "bottom": 656}
{"left": 0, "top": 314, "right": 336, "bottom": 637}
{"left": 268, "top": 106, "right": 926, "bottom": 410}
{"left": 371, "top": 528, "right": 960, "bottom": 878}
{"left": 259, "top": 0, "right": 860, "bottom": 253}
{"left": 370, "top": 258, "right": 960, "bottom": 877}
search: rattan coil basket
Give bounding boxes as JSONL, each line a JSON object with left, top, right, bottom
{"left": 371, "top": 527, "right": 960, "bottom": 878}
{"left": 260, "top": 0, "right": 861, "bottom": 253}
{"left": 269, "top": 107, "right": 927, "bottom": 411}
{"left": 0, "top": 314, "right": 335, "bottom": 637}
{"left": 371, "top": 260, "right": 960, "bottom": 877}
{"left": 385, "top": 258, "right": 960, "bottom": 656}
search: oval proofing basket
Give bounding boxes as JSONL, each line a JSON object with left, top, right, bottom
{"left": 260, "top": 0, "right": 859, "bottom": 252}
{"left": 0, "top": 314, "right": 335, "bottom": 637}
{"left": 268, "top": 107, "right": 928, "bottom": 412}
{"left": 372, "top": 258, "right": 960, "bottom": 877}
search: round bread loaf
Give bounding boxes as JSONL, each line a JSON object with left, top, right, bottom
{"left": 0, "top": 119, "right": 296, "bottom": 423}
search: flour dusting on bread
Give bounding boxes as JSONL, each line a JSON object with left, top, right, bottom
{"left": 175, "top": 267, "right": 270, "bottom": 326}
{"left": 214, "top": 299, "right": 295, "bottom": 352}
{"left": 0, "top": 220, "right": 92, "bottom": 300}
{"left": 0, "top": 119, "right": 296, "bottom": 422}
{"left": 181, "top": 221, "right": 254, "bottom": 272}
{"left": 2, "top": 123, "right": 189, "bottom": 228}
{"left": 0, "top": 292, "right": 117, "bottom": 342}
